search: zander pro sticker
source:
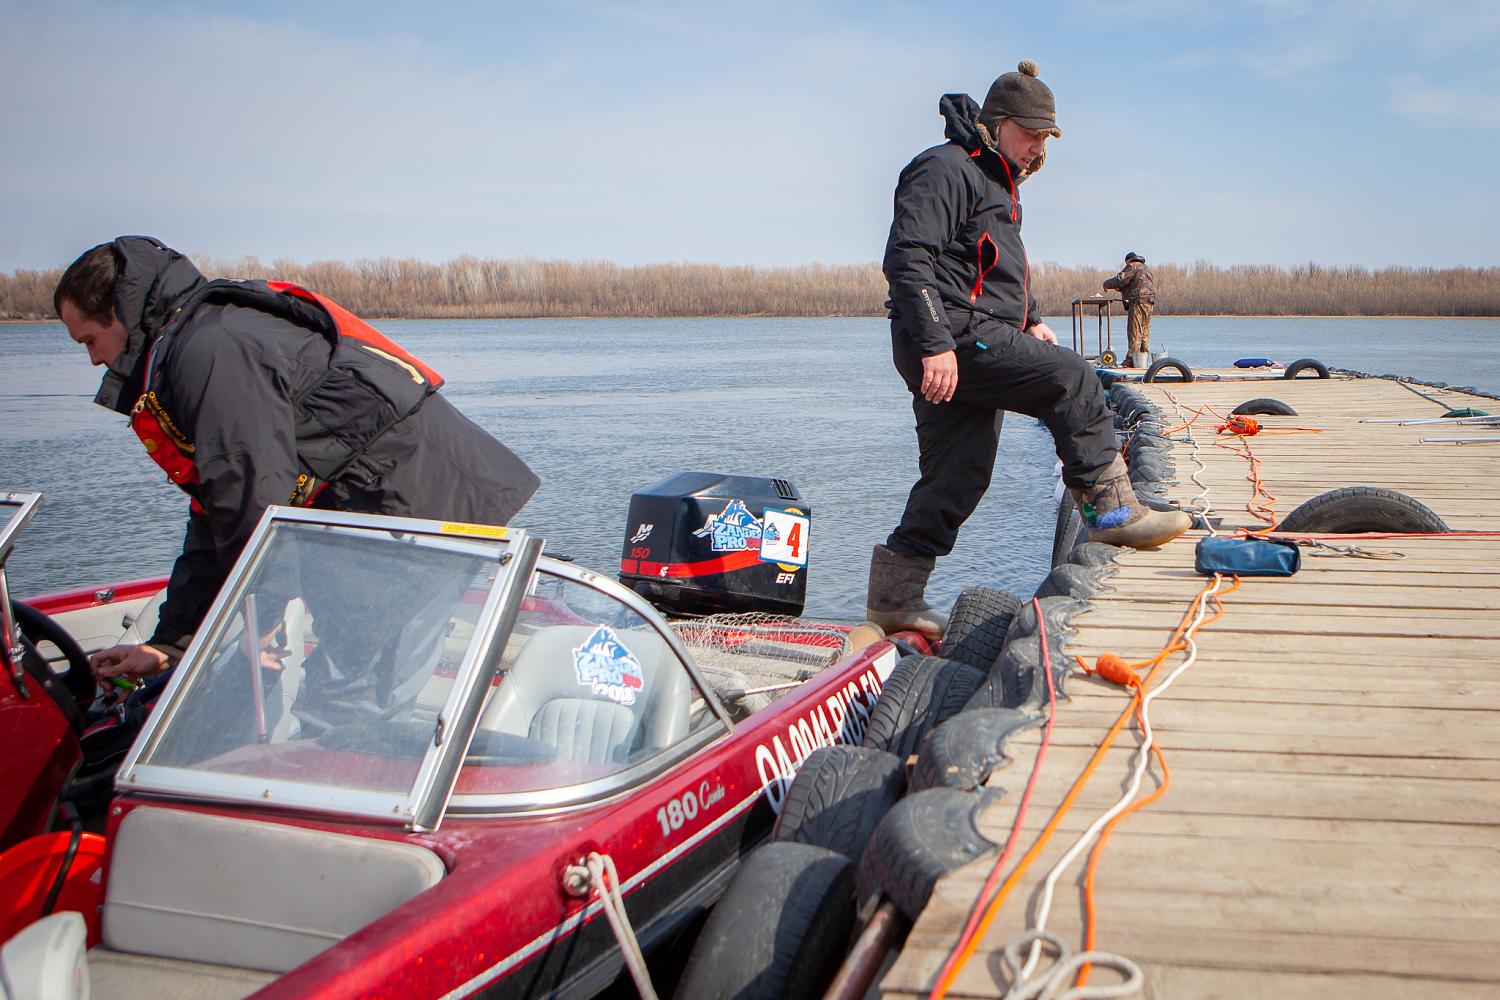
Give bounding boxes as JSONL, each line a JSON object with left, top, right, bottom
{"left": 572, "top": 625, "right": 644, "bottom": 706}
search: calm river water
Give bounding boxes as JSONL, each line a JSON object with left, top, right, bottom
{"left": 3, "top": 316, "right": 1498, "bottom": 618}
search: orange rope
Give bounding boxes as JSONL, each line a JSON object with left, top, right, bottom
{"left": 1074, "top": 742, "right": 1171, "bottom": 988}
{"left": 1213, "top": 432, "right": 1279, "bottom": 530}
{"left": 1076, "top": 578, "right": 1228, "bottom": 986}
{"left": 927, "top": 577, "right": 1240, "bottom": 998}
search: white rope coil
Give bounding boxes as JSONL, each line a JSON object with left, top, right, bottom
{"left": 1000, "top": 929, "right": 1143, "bottom": 1000}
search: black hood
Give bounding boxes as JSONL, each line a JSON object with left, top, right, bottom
{"left": 95, "top": 236, "right": 205, "bottom": 414}
{"left": 938, "top": 93, "right": 1031, "bottom": 182}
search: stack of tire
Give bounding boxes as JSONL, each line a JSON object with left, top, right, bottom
{"left": 674, "top": 565, "right": 1120, "bottom": 998}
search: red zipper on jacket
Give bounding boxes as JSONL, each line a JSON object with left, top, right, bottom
{"left": 973, "top": 147, "right": 1029, "bottom": 326}
{"left": 969, "top": 232, "right": 998, "bottom": 303}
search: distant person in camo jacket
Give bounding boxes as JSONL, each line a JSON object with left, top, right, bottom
{"left": 1103, "top": 252, "right": 1155, "bottom": 362}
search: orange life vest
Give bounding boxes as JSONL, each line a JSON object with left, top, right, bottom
{"left": 129, "top": 282, "right": 442, "bottom": 509}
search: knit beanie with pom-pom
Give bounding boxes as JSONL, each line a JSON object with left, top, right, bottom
{"left": 979, "top": 60, "right": 1061, "bottom": 137}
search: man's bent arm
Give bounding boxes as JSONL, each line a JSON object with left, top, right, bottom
{"left": 145, "top": 508, "right": 222, "bottom": 661}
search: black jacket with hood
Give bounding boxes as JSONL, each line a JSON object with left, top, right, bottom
{"left": 97, "top": 237, "right": 539, "bottom": 659}
{"left": 883, "top": 94, "right": 1040, "bottom": 357}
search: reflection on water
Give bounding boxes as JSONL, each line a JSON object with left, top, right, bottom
{"left": 3, "top": 315, "right": 1498, "bottom": 618}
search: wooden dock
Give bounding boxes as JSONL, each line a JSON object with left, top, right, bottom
{"left": 881, "top": 370, "right": 1500, "bottom": 998}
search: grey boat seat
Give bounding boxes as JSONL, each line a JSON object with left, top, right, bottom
{"left": 479, "top": 624, "right": 692, "bottom": 765}
{"left": 89, "top": 806, "right": 445, "bottom": 997}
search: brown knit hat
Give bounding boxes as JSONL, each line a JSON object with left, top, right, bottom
{"left": 980, "top": 60, "right": 1061, "bottom": 137}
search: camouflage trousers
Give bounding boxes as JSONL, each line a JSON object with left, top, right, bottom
{"left": 1127, "top": 301, "right": 1153, "bottom": 357}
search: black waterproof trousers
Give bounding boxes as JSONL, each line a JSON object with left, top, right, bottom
{"left": 886, "top": 315, "right": 1117, "bottom": 559}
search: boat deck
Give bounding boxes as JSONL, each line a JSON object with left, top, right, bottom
{"left": 881, "top": 369, "right": 1500, "bottom": 998}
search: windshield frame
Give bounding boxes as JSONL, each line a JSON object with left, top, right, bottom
{"left": 117, "top": 505, "right": 541, "bottom": 830}
{"left": 0, "top": 490, "right": 42, "bottom": 568}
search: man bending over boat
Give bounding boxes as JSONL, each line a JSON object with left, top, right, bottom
{"left": 869, "top": 62, "right": 1190, "bottom": 637}
{"left": 55, "top": 237, "right": 540, "bottom": 684}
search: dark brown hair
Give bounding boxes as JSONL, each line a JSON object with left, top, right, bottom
{"left": 53, "top": 243, "right": 118, "bottom": 321}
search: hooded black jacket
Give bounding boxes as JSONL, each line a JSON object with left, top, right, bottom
{"left": 883, "top": 94, "right": 1040, "bottom": 356}
{"left": 97, "top": 238, "right": 539, "bottom": 658}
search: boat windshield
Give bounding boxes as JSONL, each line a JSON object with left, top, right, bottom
{"left": 120, "top": 507, "right": 727, "bottom": 821}
{"left": 123, "top": 510, "right": 537, "bottom": 827}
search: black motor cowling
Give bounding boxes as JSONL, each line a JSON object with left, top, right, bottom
{"left": 619, "top": 472, "right": 810, "bottom": 617}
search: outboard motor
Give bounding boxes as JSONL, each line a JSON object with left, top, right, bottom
{"left": 619, "top": 472, "right": 810, "bottom": 617}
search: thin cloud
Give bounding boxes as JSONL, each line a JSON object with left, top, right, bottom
{"left": 1389, "top": 72, "right": 1500, "bottom": 128}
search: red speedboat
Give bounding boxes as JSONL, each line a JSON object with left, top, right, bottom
{"left": 0, "top": 483, "right": 925, "bottom": 999}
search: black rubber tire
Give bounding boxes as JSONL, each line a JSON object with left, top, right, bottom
{"left": 940, "top": 588, "right": 1022, "bottom": 672}
{"left": 1098, "top": 349, "right": 1118, "bottom": 366}
{"left": 1276, "top": 487, "right": 1450, "bottom": 534}
{"left": 1283, "top": 358, "right": 1330, "bottom": 379}
{"left": 861, "top": 655, "right": 986, "bottom": 760}
{"left": 1051, "top": 490, "right": 1086, "bottom": 567}
{"left": 12, "top": 600, "right": 96, "bottom": 705}
{"left": 675, "top": 842, "right": 855, "bottom": 1000}
{"left": 909, "top": 708, "right": 1038, "bottom": 792}
{"left": 1143, "top": 357, "right": 1194, "bottom": 383}
{"left": 1034, "top": 563, "right": 1106, "bottom": 601}
{"left": 1231, "top": 397, "right": 1298, "bottom": 416}
{"left": 856, "top": 787, "right": 1002, "bottom": 918}
{"left": 773, "top": 746, "right": 906, "bottom": 860}
{"left": 1061, "top": 541, "right": 1122, "bottom": 568}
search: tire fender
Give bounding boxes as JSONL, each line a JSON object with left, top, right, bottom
{"left": 1282, "top": 358, "right": 1331, "bottom": 379}
{"left": 676, "top": 842, "right": 856, "bottom": 1000}
{"left": 1143, "top": 357, "right": 1195, "bottom": 383}
{"left": 1231, "top": 397, "right": 1298, "bottom": 416}
{"left": 1276, "top": 487, "right": 1449, "bottom": 533}
{"left": 910, "top": 708, "right": 1040, "bottom": 793}
{"left": 773, "top": 746, "right": 906, "bottom": 860}
{"left": 856, "top": 787, "right": 1003, "bottom": 917}
{"left": 861, "top": 656, "right": 986, "bottom": 759}
{"left": 940, "top": 588, "right": 1022, "bottom": 673}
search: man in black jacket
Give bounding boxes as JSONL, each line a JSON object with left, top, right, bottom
{"left": 56, "top": 237, "right": 540, "bottom": 683}
{"left": 869, "top": 62, "right": 1189, "bottom": 637}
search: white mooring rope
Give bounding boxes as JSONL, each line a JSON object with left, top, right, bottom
{"left": 585, "top": 852, "right": 660, "bottom": 1000}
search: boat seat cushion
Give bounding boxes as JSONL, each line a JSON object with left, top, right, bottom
{"left": 102, "top": 807, "right": 444, "bottom": 974}
{"left": 530, "top": 697, "right": 639, "bottom": 765}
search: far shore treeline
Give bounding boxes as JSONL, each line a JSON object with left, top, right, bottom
{"left": 3, "top": 257, "right": 1497, "bottom": 320}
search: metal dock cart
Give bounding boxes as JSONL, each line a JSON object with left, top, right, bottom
{"left": 1070, "top": 296, "right": 1122, "bottom": 365}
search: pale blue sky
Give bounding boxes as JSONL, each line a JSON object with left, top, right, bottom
{"left": 3, "top": 0, "right": 1497, "bottom": 273}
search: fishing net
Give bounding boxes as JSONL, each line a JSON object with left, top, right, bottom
{"left": 670, "top": 613, "right": 851, "bottom": 709}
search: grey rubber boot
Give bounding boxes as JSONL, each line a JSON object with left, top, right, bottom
{"left": 1071, "top": 455, "right": 1192, "bottom": 548}
{"left": 865, "top": 544, "right": 949, "bottom": 639}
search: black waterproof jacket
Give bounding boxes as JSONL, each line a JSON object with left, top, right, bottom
{"left": 883, "top": 94, "right": 1039, "bottom": 356}
{"left": 97, "top": 238, "right": 539, "bottom": 658}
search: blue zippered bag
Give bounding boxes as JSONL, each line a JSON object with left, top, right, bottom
{"left": 1194, "top": 536, "right": 1300, "bottom": 577}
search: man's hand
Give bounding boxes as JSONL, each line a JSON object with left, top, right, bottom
{"left": 1026, "top": 322, "right": 1058, "bottom": 345}
{"left": 921, "top": 350, "right": 959, "bottom": 403}
{"left": 90, "top": 643, "right": 171, "bottom": 683}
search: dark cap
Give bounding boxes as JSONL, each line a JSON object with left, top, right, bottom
{"left": 980, "top": 60, "right": 1060, "bottom": 137}
{"left": 1125, "top": 251, "right": 1145, "bottom": 263}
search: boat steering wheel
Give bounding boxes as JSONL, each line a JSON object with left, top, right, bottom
{"left": 11, "top": 600, "right": 97, "bottom": 706}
